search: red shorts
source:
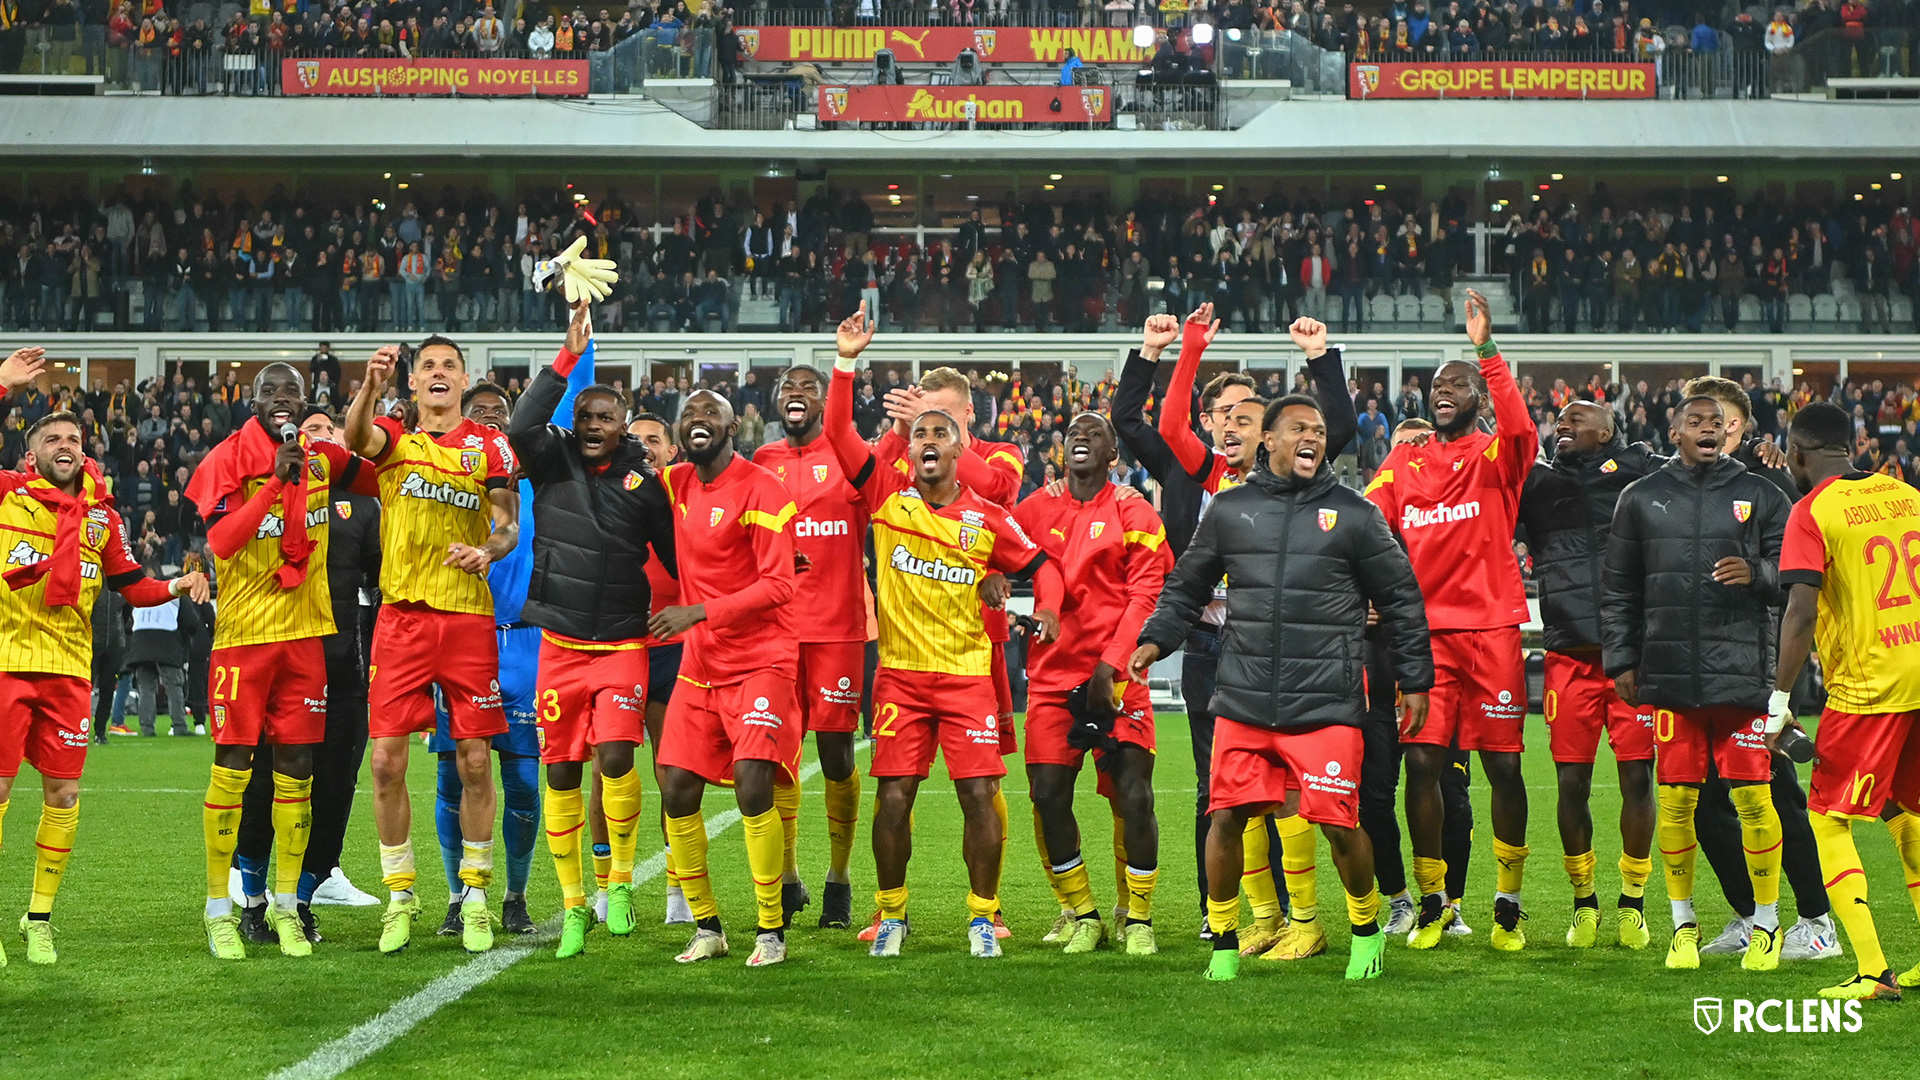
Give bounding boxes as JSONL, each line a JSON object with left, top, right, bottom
{"left": 1543, "top": 651, "right": 1655, "bottom": 764}
{"left": 1024, "top": 681, "right": 1156, "bottom": 769}
{"left": 1407, "top": 627, "right": 1526, "bottom": 753}
{"left": 0, "top": 672, "right": 91, "bottom": 780}
{"left": 1652, "top": 705, "right": 1772, "bottom": 785}
{"left": 536, "top": 640, "right": 649, "bottom": 765}
{"left": 1209, "top": 717, "right": 1362, "bottom": 828}
{"left": 209, "top": 638, "right": 327, "bottom": 747}
{"left": 657, "top": 670, "right": 802, "bottom": 787}
{"left": 368, "top": 605, "right": 507, "bottom": 741}
{"left": 992, "top": 643, "right": 1017, "bottom": 755}
{"left": 796, "top": 640, "right": 864, "bottom": 735}
{"left": 1808, "top": 708, "right": 1920, "bottom": 820}
{"left": 870, "top": 669, "right": 1007, "bottom": 781}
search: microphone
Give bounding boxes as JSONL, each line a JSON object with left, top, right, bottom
{"left": 279, "top": 422, "right": 299, "bottom": 444}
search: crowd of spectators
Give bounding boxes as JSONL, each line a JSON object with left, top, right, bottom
{"left": 4, "top": 178, "right": 1917, "bottom": 336}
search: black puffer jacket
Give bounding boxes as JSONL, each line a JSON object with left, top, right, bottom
{"left": 1518, "top": 438, "right": 1660, "bottom": 652}
{"left": 1601, "top": 455, "right": 1790, "bottom": 712}
{"left": 508, "top": 367, "right": 677, "bottom": 642}
{"left": 1138, "top": 464, "right": 1433, "bottom": 731}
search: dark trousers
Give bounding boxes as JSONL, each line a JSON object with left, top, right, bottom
{"left": 235, "top": 637, "right": 370, "bottom": 896}
{"left": 1183, "top": 625, "right": 1287, "bottom": 917}
{"left": 1360, "top": 711, "right": 1475, "bottom": 898}
{"left": 1694, "top": 753, "right": 1827, "bottom": 920}
{"left": 91, "top": 648, "right": 125, "bottom": 739}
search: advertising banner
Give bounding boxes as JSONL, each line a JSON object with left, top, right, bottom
{"left": 281, "top": 58, "right": 591, "bottom": 97}
{"left": 1348, "top": 60, "right": 1656, "bottom": 99}
{"left": 818, "top": 84, "right": 1112, "bottom": 124}
{"left": 741, "top": 25, "right": 1149, "bottom": 64}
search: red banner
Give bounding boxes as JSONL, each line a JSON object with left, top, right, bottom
{"left": 819, "top": 84, "right": 1112, "bottom": 124}
{"left": 739, "top": 25, "right": 1149, "bottom": 64}
{"left": 1348, "top": 60, "right": 1655, "bottom": 99}
{"left": 280, "top": 57, "right": 590, "bottom": 97}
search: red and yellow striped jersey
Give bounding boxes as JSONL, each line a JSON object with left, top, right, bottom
{"left": 191, "top": 438, "right": 366, "bottom": 649}
{"left": 853, "top": 468, "right": 1043, "bottom": 678}
{"left": 0, "top": 486, "right": 142, "bottom": 678}
{"left": 1780, "top": 471, "right": 1920, "bottom": 712}
{"left": 371, "top": 416, "right": 513, "bottom": 617}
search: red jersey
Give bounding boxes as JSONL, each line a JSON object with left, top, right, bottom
{"left": 1364, "top": 351, "right": 1535, "bottom": 631}
{"left": 1014, "top": 483, "right": 1172, "bottom": 693}
{"left": 874, "top": 427, "right": 1024, "bottom": 642}
{"left": 1158, "top": 322, "right": 1240, "bottom": 494}
{"left": 753, "top": 435, "right": 869, "bottom": 644}
{"left": 660, "top": 453, "right": 798, "bottom": 683}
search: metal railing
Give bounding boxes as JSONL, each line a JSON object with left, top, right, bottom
{"left": 748, "top": 3, "right": 1187, "bottom": 29}
{"left": 1216, "top": 28, "right": 1346, "bottom": 92}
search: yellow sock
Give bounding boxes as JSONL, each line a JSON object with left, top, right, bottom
{"left": 270, "top": 772, "right": 313, "bottom": 899}
{"left": 1346, "top": 886, "right": 1381, "bottom": 930}
{"left": 665, "top": 812, "right": 716, "bottom": 921}
{"left": 966, "top": 890, "right": 997, "bottom": 920}
{"left": 1242, "top": 816, "right": 1281, "bottom": 924}
{"left": 1493, "top": 837, "right": 1529, "bottom": 898}
{"left": 655, "top": 808, "right": 671, "bottom": 893}
{"left": 1111, "top": 811, "right": 1129, "bottom": 911}
{"left": 1812, "top": 812, "right": 1887, "bottom": 977}
{"left": 0, "top": 799, "right": 8, "bottom": 857}
{"left": 544, "top": 786, "right": 587, "bottom": 908}
{"left": 876, "top": 884, "right": 908, "bottom": 921}
{"left": 741, "top": 807, "right": 785, "bottom": 931}
{"left": 458, "top": 839, "right": 494, "bottom": 894}
{"left": 1884, "top": 811, "right": 1920, "bottom": 924}
{"left": 773, "top": 780, "right": 801, "bottom": 878}
{"left": 1033, "top": 806, "right": 1070, "bottom": 909}
{"left": 379, "top": 841, "right": 416, "bottom": 895}
{"left": 1728, "top": 783, "right": 1783, "bottom": 909}
{"left": 1618, "top": 853, "right": 1652, "bottom": 899}
{"left": 1412, "top": 855, "right": 1448, "bottom": 899}
{"left": 990, "top": 786, "right": 1010, "bottom": 899}
{"left": 202, "top": 765, "right": 251, "bottom": 899}
{"left": 1053, "top": 857, "right": 1098, "bottom": 916}
{"left": 1278, "top": 813, "right": 1318, "bottom": 925}
{"left": 600, "top": 768, "right": 642, "bottom": 886}
{"left": 1657, "top": 784, "right": 1700, "bottom": 913}
{"left": 1125, "top": 865, "right": 1158, "bottom": 922}
{"left": 823, "top": 773, "right": 861, "bottom": 879}
{"left": 594, "top": 851, "right": 612, "bottom": 891}
{"left": 29, "top": 801, "right": 79, "bottom": 915}
{"left": 1564, "top": 849, "right": 1597, "bottom": 900}
{"left": 1207, "top": 894, "right": 1240, "bottom": 937}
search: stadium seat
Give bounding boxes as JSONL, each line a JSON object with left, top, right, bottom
{"left": 1892, "top": 295, "right": 1915, "bottom": 324}
{"left": 1787, "top": 293, "right": 1813, "bottom": 325}
{"left": 1418, "top": 294, "right": 1445, "bottom": 323}
{"left": 1837, "top": 296, "right": 1862, "bottom": 325}
{"left": 1812, "top": 293, "right": 1839, "bottom": 323}
{"left": 1394, "top": 294, "right": 1422, "bottom": 323}
{"left": 1830, "top": 279, "right": 1856, "bottom": 303}
{"left": 1737, "top": 295, "right": 1761, "bottom": 326}
{"left": 1368, "top": 294, "right": 1396, "bottom": 325}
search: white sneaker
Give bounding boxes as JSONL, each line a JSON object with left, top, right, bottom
{"left": 1383, "top": 895, "right": 1417, "bottom": 937}
{"left": 664, "top": 886, "right": 694, "bottom": 925}
{"left": 194, "top": 723, "right": 207, "bottom": 736}
{"left": 1780, "top": 915, "right": 1844, "bottom": 961}
{"left": 310, "top": 867, "right": 380, "bottom": 907}
{"left": 593, "top": 889, "right": 609, "bottom": 925}
{"left": 745, "top": 931, "right": 787, "bottom": 967}
{"left": 227, "top": 867, "right": 273, "bottom": 909}
{"left": 968, "top": 916, "right": 1002, "bottom": 958}
{"left": 1443, "top": 902, "right": 1473, "bottom": 936}
{"left": 675, "top": 927, "right": 728, "bottom": 963}
{"left": 869, "top": 918, "right": 908, "bottom": 957}
{"left": 1699, "top": 915, "right": 1753, "bottom": 955}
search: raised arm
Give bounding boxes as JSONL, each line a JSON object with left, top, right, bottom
{"left": 1112, "top": 335, "right": 1182, "bottom": 484}
{"left": 826, "top": 301, "right": 896, "bottom": 504}
{"left": 1156, "top": 304, "right": 1226, "bottom": 485}
{"left": 344, "top": 344, "right": 401, "bottom": 460}
{"left": 1465, "top": 288, "right": 1536, "bottom": 482}
{"left": 1291, "top": 317, "right": 1357, "bottom": 459}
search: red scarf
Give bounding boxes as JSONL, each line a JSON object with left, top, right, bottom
{"left": 193, "top": 418, "right": 316, "bottom": 588}
{"left": 3, "top": 472, "right": 105, "bottom": 608}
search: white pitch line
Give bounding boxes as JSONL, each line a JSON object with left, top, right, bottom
{"left": 268, "top": 754, "right": 840, "bottom": 1080}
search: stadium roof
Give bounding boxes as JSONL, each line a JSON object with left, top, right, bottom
{"left": 10, "top": 95, "right": 1916, "bottom": 162}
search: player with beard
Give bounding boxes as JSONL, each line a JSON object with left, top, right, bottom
{"left": 828, "top": 304, "right": 1064, "bottom": 959}
{"left": 1517, "top": 401, "right": 1661, "bottom": 950}
{"left": 0, "top": 348, "right": 209, "bottom": 966}
{"left": 510, "top": 302, "right": 676, "bottom": 959}
{"left": 1364, "top": 290, "right": 1536, "bottom": 951}
{"left": 1154, "top": 305, "right": 1346, "bottom": 962}
{"left": 345, "top": 337, "right": 520, "bottom": 956}
{"left": 868, "top": 364, "right": 1025, "bottom": 941}
{"left": 652, "top": 389, "right": 802, "bottom": 968}
{"left": 1014, "top": 412, "right": 1172, "bottom": 956}
{"left": 186, "top": 362, "right": 377, "bottom": 959}
{"left": 753, "top": 365, "right": 871, "bottom": 930}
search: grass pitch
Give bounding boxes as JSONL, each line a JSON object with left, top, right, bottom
{"left": 0, "top": 715, "right": 1912, "bottom": 1080}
